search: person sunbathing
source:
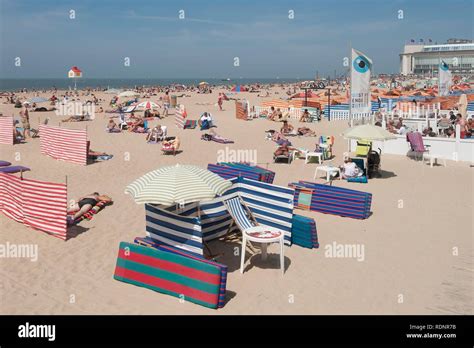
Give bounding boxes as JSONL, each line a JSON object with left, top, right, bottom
{"left": 297, "top": 127, "right": 316, "bottom": 136}
{"left": 162, "top": 136, "right": 180, "bottom": 151}
{"left": 106, "top": 119, "right": 120, "bottom": 133}
{"left": 274, "top": 144, "right": 293, "bottom": 157}
{"left": 268, "top": 107, "right": 277, "bottom": 121}
{"left": 67, "top": 192, "right": 112, "bottom": 221}
{"left": 280, "top": 121, "right": 295, "bottom": 135}
{"left": 146, "top": 125, "right": 164, "bottom": 142}
{"left": 299, "top": 109, "right": 311, "bottom": 122}
{"left": 128, "top": 115, "right": 144, "bottom": 132}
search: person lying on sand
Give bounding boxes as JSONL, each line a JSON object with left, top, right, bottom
{"left": 274, "top": 144, "right": 294, "bottom": 157}
{"left": 67, "top": 192, "right": 112, "bottom": 221}
{"left": 297, "top": 127, "right": 316, "bottom": 136}
{"left": 162, "top": 136, "right": 180, "bottom": 151}
{"left": 128, "top": 115, "right": 144, "bottom": 132}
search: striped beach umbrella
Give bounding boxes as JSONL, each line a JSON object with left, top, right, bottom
{"left": 136, "top": 101, "right": 160, "bottom": 110}
{"left": 125, "top": 164, "right": 232, "bottom": 205}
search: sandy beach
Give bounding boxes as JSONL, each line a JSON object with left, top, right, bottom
{"left": 0, "top": 86, "right": 472, "bottom": 315}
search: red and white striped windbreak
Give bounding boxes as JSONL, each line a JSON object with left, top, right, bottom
{"left": 0, "top": 116, "right": 14, "bottom": 145}
{"left": 39, "top": 125, "right": 87, "bottom": 165}
{"left": 175, "top": 105, "right": 187, "bottom": 129}
{"left": 0, "top": 173, "right": 68, "bottom": 240}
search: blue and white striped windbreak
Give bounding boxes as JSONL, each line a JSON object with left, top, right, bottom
{"left": 145, "top": 203, "right": 203, "bottom": 256}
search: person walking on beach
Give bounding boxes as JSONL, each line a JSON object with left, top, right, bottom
{"left": 217, "top": 93, "right": 223, "bottom": 111}
{"left": 20, "top": 104, "right": 31, "bottom": 138}
{"left": 163, "top": 91, "right": 170, "bottom": 117}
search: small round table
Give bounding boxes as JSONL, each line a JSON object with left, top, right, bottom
{"left": 314, "top": 165, "right": 341, "bottom": 181}
{"left": 241, "top": 226, "right": 285, "bottom": 275}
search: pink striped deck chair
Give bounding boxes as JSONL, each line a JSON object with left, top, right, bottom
{"left": 406, "top": 132, "right": 430, "bottom": 160}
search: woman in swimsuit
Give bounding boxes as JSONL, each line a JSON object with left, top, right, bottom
{"left": 67, "top": 192, "right": 111, "bottom": 220}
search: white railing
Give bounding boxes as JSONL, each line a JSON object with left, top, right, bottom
{"left": 349, "top": 125, "right": 474, "bottom": 162}
{"left": 325, "top": 110, "right": 371, "bottom": 122}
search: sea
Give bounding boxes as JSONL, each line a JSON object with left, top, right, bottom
{"left": 0, "top": 78, "right": 308, "bottom": 92}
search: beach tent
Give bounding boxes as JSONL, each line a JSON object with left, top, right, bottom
{"left": 231, "top": 85, "right": 248, "bottom": 92}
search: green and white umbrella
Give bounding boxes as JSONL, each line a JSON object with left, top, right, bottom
{"left": 125, "top": 164, "right": 232, "bottom": 205}
{"left": 342, "top": 124, "right": 397, "bottom": 141}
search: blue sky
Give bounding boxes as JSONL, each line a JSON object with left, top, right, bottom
{"left": 0, "top": 0, "right": 472, "bottom": 78}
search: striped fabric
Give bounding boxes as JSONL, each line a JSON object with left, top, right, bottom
{"left": 0, "top": 116, "right": 14, "bottom": 145}
{"left": 114, "top": 242, "right": 224, "bottom": 309}
{"left": 175, "top": 105, "right": 186, "bottom": 129}
{"left": 145, "top": 203, "right": 203, "bottom": 256}
{"left": 133, "top": 237, "right": 228, "bottom": 308}
{"left": 223, "top": 197, "right": 254, "bottom": 231}
{"left": 39, "top": 125, "right": 87, "bottom": 165}
{"left": 407, "top": 132, "right": 428, "bottom": 152}
{"left": 290, "top": 181, "right": 372, "bottom": 219}
{"left": 0, "top": 173, "right": 24, "bottom": 223}
{"left": 162, "top": 177, "right": 294, "bottom": 245}
{"left": 235, "top": 100, "right": 249, "bottom": 120}
{"left": 165, "top": 195, "right": 238, "bottom": 242}
{"left": 0, "top": 173, "right": 68, "bottom": 239}
{"left": 467, "top": 102, "right": 474, "bottom": 112}
{"left": 125, "top": 165, "right": 232, "bottom": 206}
{"left": 226, "top": 177, "right": 294, "bottom": 245}
{"left": 23, "top": 177, "right": 67, "bottom": 239}
{"left": 207, "top": 162, "right": 275, "bottom": 184}
{"left": 291, "top": 214, "right": 319, "bottom": 249}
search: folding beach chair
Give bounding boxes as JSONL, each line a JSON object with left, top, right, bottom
{"left": 406, "top": 132, "right": 430, "bottom": 160}
{"left": 223, "top": 196, "right": 285, "bottom": 274}
{"left": 355, "top": 140, "right": 372, "bottom": 157}
{"left": 118, "top": 112, "right": 127, "bottom": 130}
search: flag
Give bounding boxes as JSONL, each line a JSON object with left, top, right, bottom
{"left": 439, "top": 60, "right": 452, "bottom": 96}
{"left": 350, "top": 48, "right": 372, "bottom": 114}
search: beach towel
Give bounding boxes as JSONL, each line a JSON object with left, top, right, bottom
{"left": 113, "top": 242, "right": 225, "bottom": 309}
{"left": 184, "top": 120, "right": 197, "bottom": 129}
{"left": 68, "top": 200, "right": 109, "bottom": 225}
{"left": 201, "top": 134, "right": 234, "bottom": 144}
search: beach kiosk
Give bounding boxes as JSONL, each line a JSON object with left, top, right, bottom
{"left": 68, "top": 66, "right": 82, "bottom": 90}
